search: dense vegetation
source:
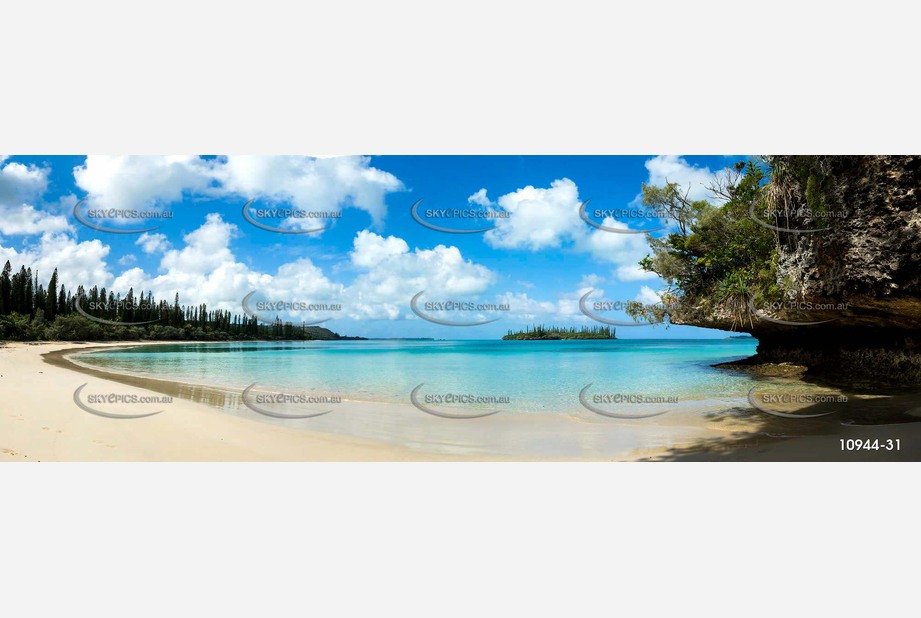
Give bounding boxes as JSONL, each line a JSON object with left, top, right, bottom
{"left": 0, "top": 261, "right": 356, "bottom": 342}
{"left": 626, "top": 159, "right": 784, "bottom": 329}
{"left": 503, "top": 325, "right": 616, "bottom": 340}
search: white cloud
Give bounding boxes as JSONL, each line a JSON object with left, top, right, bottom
{"left": 213, "top": 155, "right": 404, "bottom": 227}
{"left": 580, "top": 217, "right": 658, "bottom": 282}
{"left": 496, "top": 284, "right": 597, "bottom": 323}
{"left": 72, "top": 155, "right": 405, "bottom": 228}
{"left": 615, "top": 266, "right": 656, "bottom": 282}
{"left": 345, "top": 231, "right": 496, "bottom": 320}
{"left": 1, "top": 156, "right": 730, "bottom": 330}
{"left": 162, "top": 214, "right": 238, "bottom": 275}
{"left": 643, "top": 155, "right": 726, "bottom": 203}
{"left": 0, "top": 160, "right": 69, "bottom": 236}
{"left": 110, "top": 267, "right": 149, "bottom": 293}
{"left": 475, "top": 177, "right": 660, "bottom": 282}
{"left": 111, "top": 214, "right": 265, "bottom": 311}
{"left": 73, "top": 155, "right": 215, "bottom": 211}
{"left": 0, "top": 233, "right": 114, "bottom": 293}
{"left": 495, "top": 291, "right": 559, "bottom": 320}
{"left": 232, "top": 259, "right": 345, "bottom": 322}
{"left": 136, "top": 232, "right": 171, "bottom": 254}
{"left": 350, "top": 230, "right": 409, "bottom": 268}
{"left": 467, "top": 188, "right": 491, "bottom": 207}
{"left": 474, "top": 159, "right": 735, "bottom": 283}
{"left": 0, "top": 160, "right": 111, "bottom": 289}
{"left": 0, "top": 160, "right": 48, "bottom": 202}
{"left": 635, "top": 285, "right": 661, "bottom": 305}
{"left": 100, "top": 220, "right": 495, "bottom": 323}
{"left": 32, "top": 234, "right": 113, "bottom": 292}
{"left": 0, "top": 204, "right": 70, "bottom": 236}
{"left": 0, "top": 156, "right": 408, "bottom": 315}
{"left": 265, "top": 259, "right": 343, "bottom": 302}
{"left": 484, "top": 178, "right": 583, "bottom": 250}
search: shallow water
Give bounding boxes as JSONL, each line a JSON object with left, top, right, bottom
{"left": 77, "top": 338, "right": 916, "bottom": 459}
{"left": 74, "top": 339, "right": 760, "bottom": 414}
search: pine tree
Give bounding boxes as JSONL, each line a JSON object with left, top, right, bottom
{"left": 173, "top": 293, "right": 181, "bottom": 326}
{"left": 0, "top": 261, "right": 11, "bottom": 315}
{"left": 46, "top": 269, "right": 59, "bottom": 320}
{"left": 25, "top": 268, "right": 34, "bottom": 318}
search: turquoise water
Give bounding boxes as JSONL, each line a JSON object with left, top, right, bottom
{"left": 75, "top": 339, "right": 759, "bottom": 413}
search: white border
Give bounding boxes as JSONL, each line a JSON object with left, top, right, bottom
{"left": 2, "top": 1, "right": 919, "bottom": 154}
{"left": 2, "top": 464, "right": 917, "bottom": 617}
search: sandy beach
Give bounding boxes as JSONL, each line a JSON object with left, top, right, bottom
{"left": 0, "top": 341, "right": 494, "bottom": 461}
{"left": 3, "top": 341, "right": 921, "bottom": 461}
{"left": 0, "top": 340, "right": 730, "bottom": 461}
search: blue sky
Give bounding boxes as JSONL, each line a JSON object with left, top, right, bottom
{"left": 0, "top": 155, "right": 746, "bottom": 339}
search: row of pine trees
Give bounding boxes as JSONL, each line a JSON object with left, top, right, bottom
{"left": 502, "top": 324, "right": 616, "bottom": 340}
{"left": 0, "top": 260, "right": 348, "bottom": 342}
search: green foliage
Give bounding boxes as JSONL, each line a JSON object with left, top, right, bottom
{"left": 0, "top": 261, "right": 358, "bottom": 342}
{"left": 502, "top": 325, "right": 615, "bottom": 340}
{"left": 43, "top": 313, "right": 107, "bottom": 341}
{"left": 0, "top": 313, "right": 36, "bottom": 340}
{"left": 640, "top": 182, "right": 710, "bottom": 237}
{"left": 634, "top": 160, "right": 783, "bottom": 327}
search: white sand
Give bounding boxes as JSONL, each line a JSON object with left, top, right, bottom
{"left": 0, "top": 342, "right": 490, "bottom": 461}
{"left": 1, "top": 341, "right": 730, "bottom": 461}
{"left": 5, "top": 341, "right": 916, "bottom": 461}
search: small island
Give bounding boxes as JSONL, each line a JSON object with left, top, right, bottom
{"left": 502, "top": 325, "right": 616, "bottom": 340}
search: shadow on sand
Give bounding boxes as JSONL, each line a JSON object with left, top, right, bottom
{"left": 649, "top": 378, "right": 921, "bottom": 461}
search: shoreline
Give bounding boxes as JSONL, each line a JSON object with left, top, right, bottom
{"left": 4, "top": 340, "right": 920, "bottom": 461}
{"left": 1, "top": 341, "right": 508, "bottom": 461}
{"left": 0, "top": 340, "right": 742, "bottom": 461}
{"left": 51, "top": 341, "right": 737, "bottom": 459}
{"left": 60, "top": 341, "right": 764, "bottom": 411}
{"left": 45, "top": 342, "right": 244, "bottom": 409}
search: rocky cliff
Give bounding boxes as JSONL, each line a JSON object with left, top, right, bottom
{"left": 681, "top": 156, "right": 921, "bottom": 384}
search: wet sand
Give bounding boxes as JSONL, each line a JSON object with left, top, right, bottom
{"left": 0, "top": 341, "right": 727, "bottom": 461}
{"left": 3, "top": 341, "right": 920, "bottom": 461}
{"left": 1, "top": 341, "right": 479, "bottom": 461}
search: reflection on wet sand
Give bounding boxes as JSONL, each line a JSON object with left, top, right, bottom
{"left": 44, "top": 346, "right": 245, "bottom": 412}
{"left": 43, "top": 344, "right": 921, "bottom": 461}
